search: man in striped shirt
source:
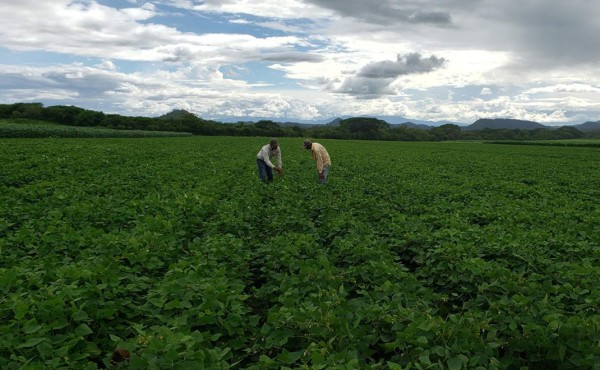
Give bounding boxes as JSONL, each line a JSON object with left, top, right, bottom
{"left": 256, "top": 138, "right": 282, "bottom": 182}
{"left": 303, "top": 139, "right": 331, "bottom": 184}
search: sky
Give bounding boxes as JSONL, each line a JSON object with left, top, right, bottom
{"left": 1, "top": 0, "right": 600, "bottom": 125}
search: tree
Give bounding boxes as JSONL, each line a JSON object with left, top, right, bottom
{"left": 431, "top": 124, "right": 461, "bottom": 140}
{"left": 555, "top": 126, "right": 584, "bottom": 139}
{"left": 10, "top": 103, "right": 45, "bottom": 120}
{"left": 74, "top": 110, "right": 105, "bottom": 127}
{"left": 339, "top": 117, "right": 390, "bottom": 139}
{"left": 255, "top": 120, "right": 281, "bottom": 131}
{"left": 102, "top": 114, "right": 125, "bottom": 129}
{"left": 44, "top": 105, "right": 85, "bottom": 125}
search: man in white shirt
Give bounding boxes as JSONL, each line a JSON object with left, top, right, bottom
{"left": 256, "top": 139, "right": 282, "bottom": 182}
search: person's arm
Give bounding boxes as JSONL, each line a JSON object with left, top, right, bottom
{"left": 314, "top": 149, "right": 324, "bottom": 174}
{"left": 276, "top": 148, "right": 282, "bottom": 169}
{"left": 273, "top": 148, "right": 282, "bottom": 175}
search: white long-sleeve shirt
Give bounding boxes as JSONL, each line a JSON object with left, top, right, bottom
{"left": 256, "top": 144, "right": 282, "bottom": 169}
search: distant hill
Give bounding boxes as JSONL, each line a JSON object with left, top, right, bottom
{"left": 326, "top": 118, "right": 342, "bottom": 127}
{"left": 392, "top": 122, "right": 432, "bottom": 130}
{"left": 574, "top": 121, "right": 600, "bottom": 132}
{"left": 211, "top": 114, "right": 461, "bottom": 127}
{"left": 464, "top": 118, "right": 547, "bottom": 131}
{"left": 158, "top": 109, "right": 198, "bottom": 120}
{"left": 369, "top": 115, "right": 462, "bottom": 127}
{"left": 278, "top": 121, "right": 320, "bottom": 129}
{"left": 163, "top": 110, "right": 597, "bottom": 132}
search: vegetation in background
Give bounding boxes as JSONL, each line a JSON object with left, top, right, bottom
{"left": 0, "top": 120, "right": 192, "bottom": 138}
{"left": 2, "top": 137, "right": 600, "bottom": 368}
{"left": 2, "top": 102, "right": 599, "bottom": 141}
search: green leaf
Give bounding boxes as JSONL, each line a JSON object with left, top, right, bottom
{"left": 14, "top": 301, "right": 29, "bottom": 320}
{"left": 416, "top": 336, "right": 428, "bottom": 345}
{"left": 311, "top": 350, "right": 325, "bottom": 365}
{"left": 419, "top": 354, "right": 432, "bottom": 365}
{"left": 447, "top": 356, "right": 463, "bottom": 370}
{"left": 73, "top": 309, "right": 90, "bottom": 322}
{"left": 259, "top": 355, "right": 276, "bottom": 365}
{"left": 278, "top": 350, "right": 303, "bottom": 365}
{"left": 17, "top": 337, "right": 46, "bottom": 348}
{"left": 433, "top": 345, "right": 446, "bottom": 357}
{"left": 74, "top": 323, "right": 93, "bottom": 337}
{"left": 387, "top": 362, "right": 404, "bottom": 370}
{"left": 418, "top": 321, "right": 432, "bottom": 331}
{"left": 23, "top": 319, "right": 42, "bottom": 334}
{"left": 559, "top": 344, "right": 567, "bottom": 361}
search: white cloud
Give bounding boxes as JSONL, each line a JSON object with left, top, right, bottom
{"left": 525, "top": 84, "right": 600, "bottom": 94}
{"left": 1, "top": 0, "right": 600, "bottom": 123}
{"left": 229, "top": 18, "right": 250, "bottom": 24}
{"left": 480, "top": 88, "right": 492, "bottom": 96}
{"left": 94, "top": 60, "right": 117, "bottom": 71}
{"left": 187, "top": 0, "right": 330, "bottom": 20}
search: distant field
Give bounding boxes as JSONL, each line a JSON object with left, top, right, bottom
{"left": 0, "top": 119, "right": 192, "bottom": 138}
{"left": 489, "top": 138, "right": 600, "bottom": 148}
{"left": 2, "top": 137, "right": 600, "bottom": 369}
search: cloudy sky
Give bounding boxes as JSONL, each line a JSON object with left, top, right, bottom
{"left": 1, "top": 0, "right": 600, "bottom": 124}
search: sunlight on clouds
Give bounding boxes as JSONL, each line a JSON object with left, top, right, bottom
{"left": 404, "top": 50, "right": 512, "bottom": 90}
{"left": 229, "top": 18, "right": 251, "bottom": 24}
{"left": 121, "top": 3, "right": 157, "bottom": 20}
{"left": 193, "top": 0, "right": 328, "bottom": 20}
{"left": 94, "top": 60, "right": 116, "bottom": 71}
{"left": 525, "top": 84, "right": 600, "bottom": 94}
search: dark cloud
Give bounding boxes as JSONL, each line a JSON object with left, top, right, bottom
{"left": 506, "top": 2, "right": 600, "bottom": 67}
{"left": 160, "top": 46, "right": 196, "bottom": 62}
{"left": 39, "top": 71, "right": 126, "bottom": 98}
{"left": 451, "top": 1, "right": 600, "bottom": 70}
{"left": 261, "top": 52, "right": 324, "bottom": 63}
{"left": 0, "top": 67, "right": 151, "bottom": 103}
{"left": 303, "top": 0, "right": 452, "bottom": 25}
{"left": 305, "top": 0, "right": 600, "bottom": 70}
{"left": 358, "top": 53, "right": 446, "bottom": 78}
{"left": 336, "top": 76, "right": 396, "bottom": 97}
{"left": 0, "top": 73, "right": 51, "bottom": 90}
{"left": 336, "top": 53, "right": 446, "bottom": 96}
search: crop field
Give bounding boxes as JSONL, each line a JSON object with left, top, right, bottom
{"left": 1, "top": 136, "right": 600, "bottom": 369}
{"left": 0, "top": 120, "right": 192, "bottom": 138}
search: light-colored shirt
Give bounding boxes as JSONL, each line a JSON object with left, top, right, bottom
{"left": 310, "top": 142, "right": 331, "bottom": 173}
{"left": 256, "top": 144, "right": 282, "bottom": 169}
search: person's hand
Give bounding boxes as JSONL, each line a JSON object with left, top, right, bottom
{"left": 275, "top": 167, "right": 283, "bottom": 176}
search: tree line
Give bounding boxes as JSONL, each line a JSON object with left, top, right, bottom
{"left": 2, "top": 102, "right": 597, "bottom": 141}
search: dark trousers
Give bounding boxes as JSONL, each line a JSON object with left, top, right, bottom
{"left": 257, "top": 158, "right": 273, "bottom": 182}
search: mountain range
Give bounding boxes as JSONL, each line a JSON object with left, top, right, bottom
{"left": 215, "top": 114, "right": 458, "bottom": 127}
{"left": 163, "top": 111, "right": 600, "bottom": 132}
{"left": 220, "top": 116, "right": 600, "bottom": 132}
{"left": 460, "top": 118, "right": 600, "bottom": 132}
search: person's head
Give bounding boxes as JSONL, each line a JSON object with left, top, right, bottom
{"left": 270, "top": 138, "right": 279, "bottom": 150}
{"left": 303, "top": 139, "right": 312, "bottom": 150}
